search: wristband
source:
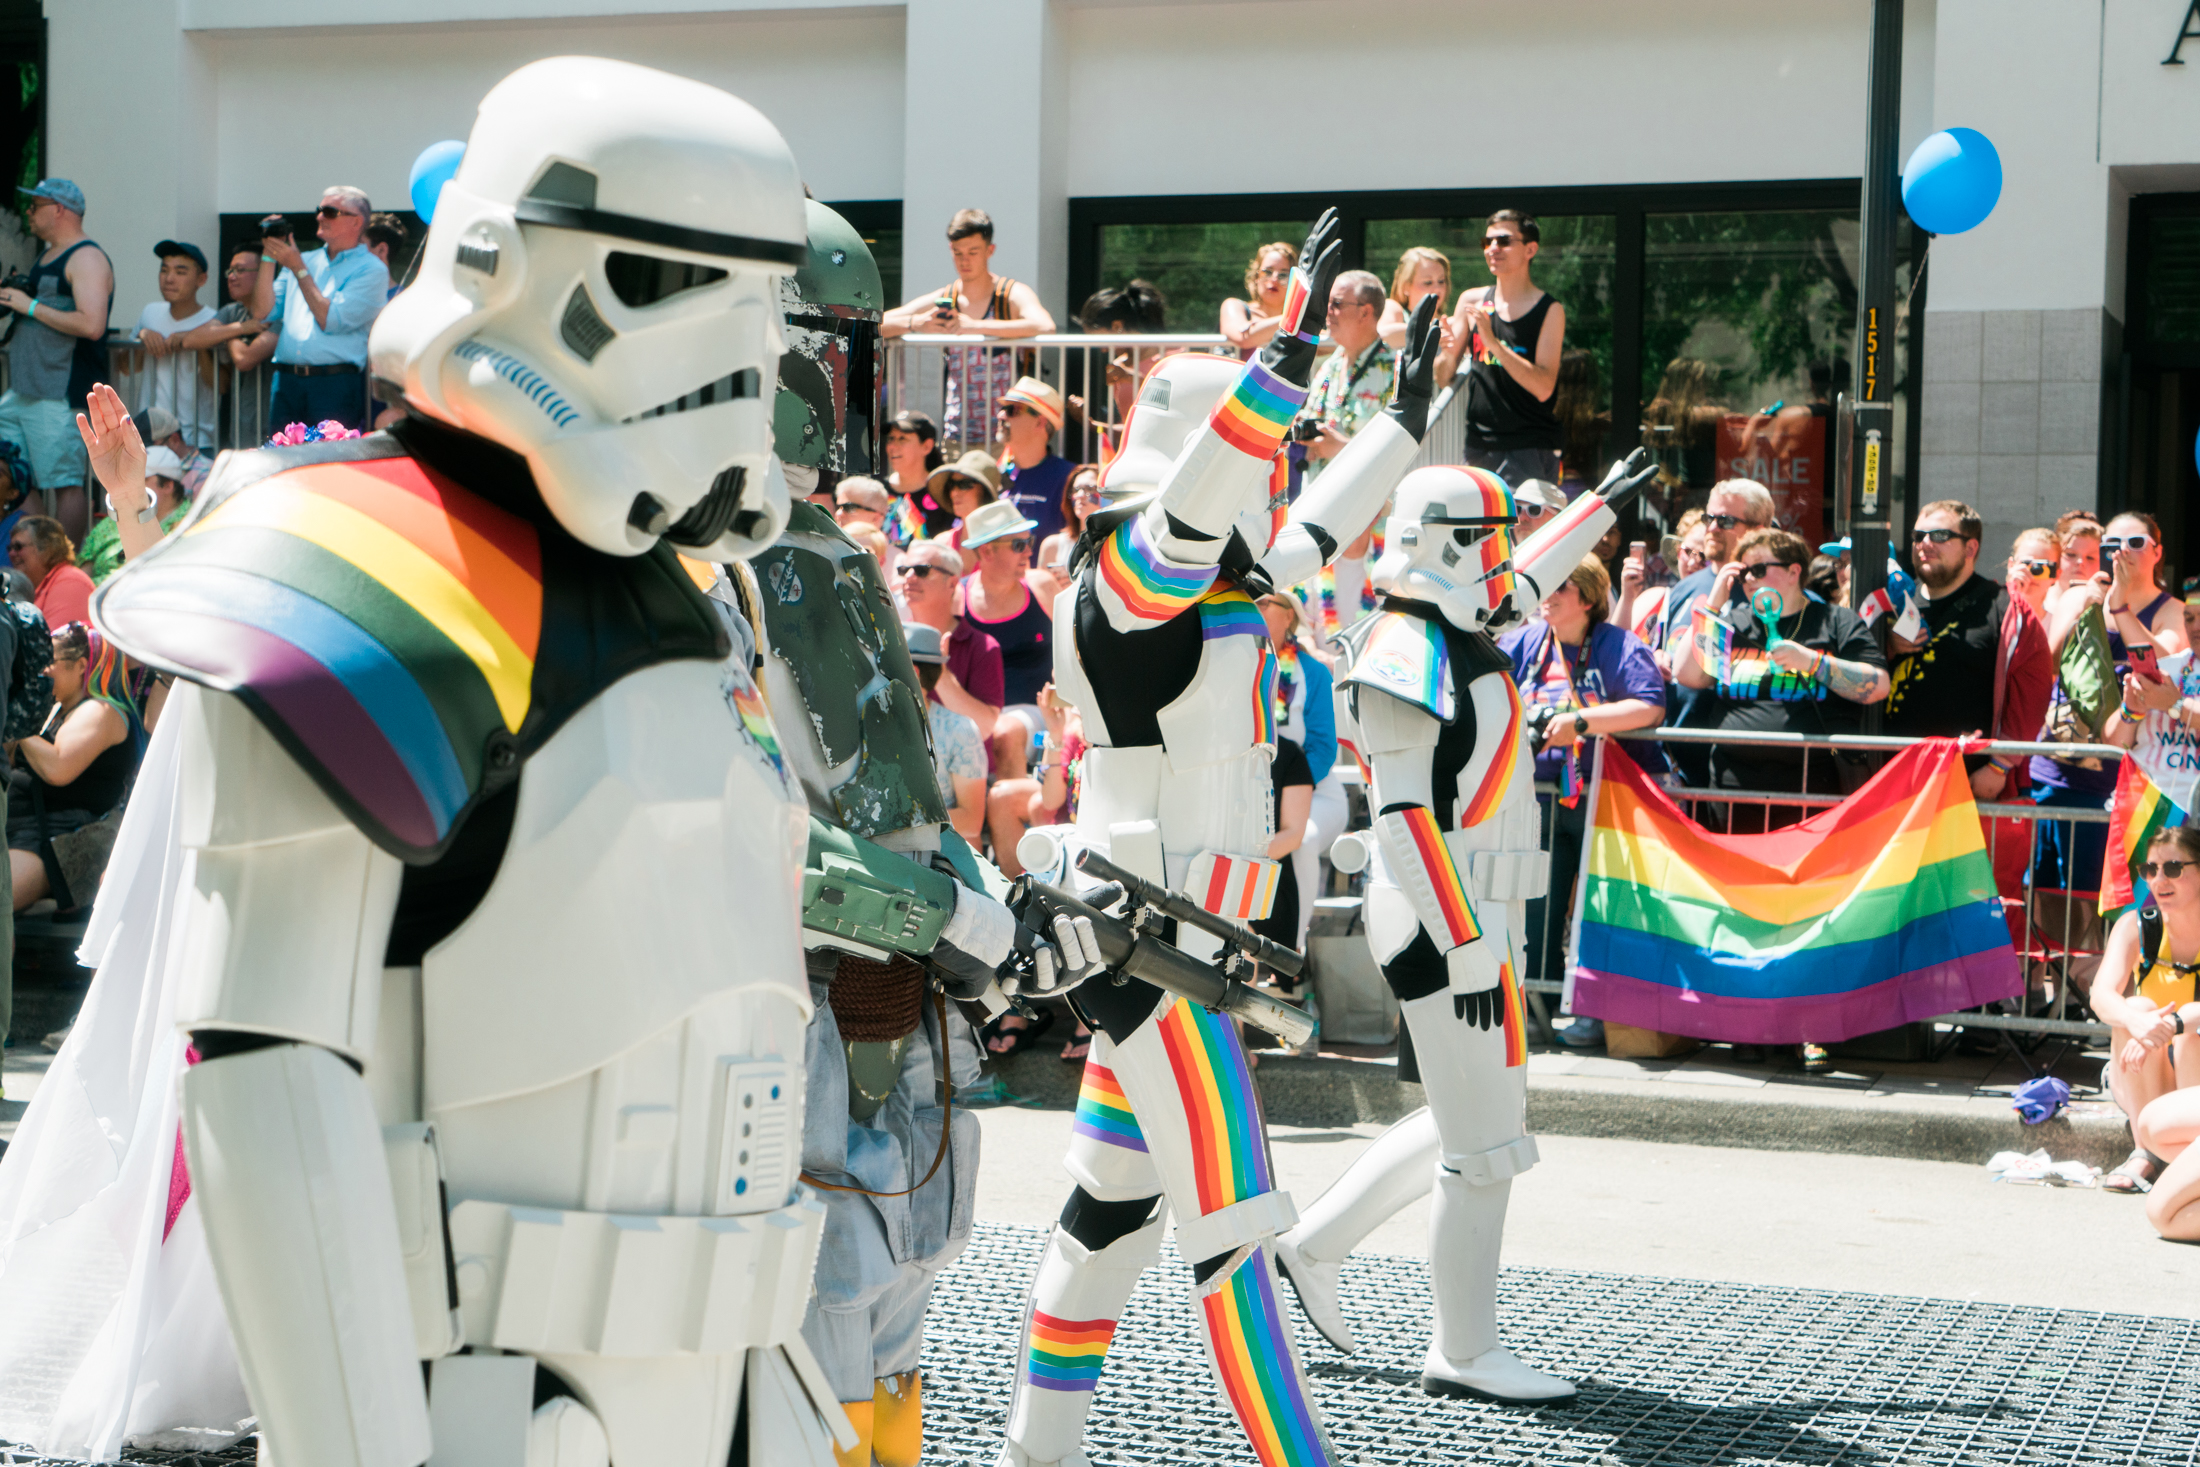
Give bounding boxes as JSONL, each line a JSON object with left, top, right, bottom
{"left": 24, "top": 299, "right": 34, "bottom": 319}
{"left": 2176, "top": 1011, "right": 2187, "bottom": 1036}
{"left": 1811, "top": 651, "right": 1828, "bottom": 680}
{"left": 2118, "top": 702, "right": 2147, "bottom": 725}
{"left": 260, "top": 254, "right": 275, "bottom": 265}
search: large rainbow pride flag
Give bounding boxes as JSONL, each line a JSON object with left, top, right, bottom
{"left": 1568, "top": 739, "right": 2022, "bottom": 1044}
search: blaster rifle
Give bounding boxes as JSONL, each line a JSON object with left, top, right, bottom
{"left": 1016, "top": 876, "right": 1314, "bottom": 1048}
{"left": 1075, "top": 848, "right": 1306, "bottom": 981}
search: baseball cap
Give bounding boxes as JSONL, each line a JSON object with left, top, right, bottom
{"left": 19, "top": 179, "right": 84, "bottom": 215}
{"left": 999, "top": 376, "right": 1065, "bottom": 434}
{"left": 136, "top": 407, "right": 181, "bottom": 445}
{"left": 960, "top": 498, "right": 1039, "bottom": 549}
{"left": 154, "top": 240, "right": 208, "bottom": 272}
{"left": 903, "top": 621, "right": 946, "bottom": 666}
{"left": 1819, "top": 535, "right": 1852, "bottom": 557}
{"left": 144, "top": 446, "right": 186, "bottom": 483}
{"left": 1512, "top": 479, "right": 1567, "bottom": 513}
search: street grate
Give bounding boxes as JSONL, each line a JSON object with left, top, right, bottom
{"left": 14, "top": 1220, "right": 2197, "bottom": 1466}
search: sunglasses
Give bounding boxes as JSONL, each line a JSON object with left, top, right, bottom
{"left": 2019, "top": 559, "right": 2055, "bottom": 578}
{"left": 316, "top": 204, "right": 358, "bottom": 220}
{"left": 1256, "top": 267, "right": 1291, "bottom": 280}
{"left": 946, "top": 478, "right": 983, "bottom": 494}
{"left": 1484, "top": 234, "right": 1520, "bottom": 249}
{"left": 1740, "top": 561, "right": 1797, "bottom": 580}
{"left": 996, "top": 537, "right": 1033, "bottom": 553}
{"left": 894, "top": 563, "right": 943, "bottom": 580}
{"left": 1701, "top": 513, "right": 1757, "bottom": 530}
{"left": 1912, "top": 528, "right": 1965, "bottom": 544}
{"left": 2143, "top": 859, "right": 2191, "bottom": 880}
{"left": 2103, "top": 534, "right": 2155, "bottom": 553}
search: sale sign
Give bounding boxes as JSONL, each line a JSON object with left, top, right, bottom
{"left": 1716, "top": 411, "right": 1827, "bottom": 542}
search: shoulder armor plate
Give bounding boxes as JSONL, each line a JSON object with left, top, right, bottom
{"left": 93, "top": 435, "right": 727, "bottom": 864}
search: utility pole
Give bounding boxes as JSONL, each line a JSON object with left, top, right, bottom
{"left": 1847, "top": 0, "right": 1903, "bottom": 627}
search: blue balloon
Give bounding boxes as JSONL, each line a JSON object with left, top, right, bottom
{"left": 2192, "top": 421, "right": 2200, "bottom": 480}
{"left": 408, "top": 140, "right": 466, "bottom": 225}
{"left": 1901, "top": 127, "right": 2002, "bottom": 235}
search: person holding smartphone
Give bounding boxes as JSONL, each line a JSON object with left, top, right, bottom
{"left": 880, "top": 208, "right": 1055, "bottom": 453}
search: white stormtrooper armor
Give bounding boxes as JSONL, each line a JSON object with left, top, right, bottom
{"left": 1274, "top": 459, "right": 1650, "bottom": 1403}
{"left": 1000, "top": 218, "right": 1443, "bottom": 1467}
{"left": 94, "top": 58, "right": 845, "bottom": 1467}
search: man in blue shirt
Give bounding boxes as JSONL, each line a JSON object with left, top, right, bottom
{"left": 994, "top": 375, "right": 1071, "bottom": 542}
{"left": 239, "top": 185, "right": 390, "bottom": 432}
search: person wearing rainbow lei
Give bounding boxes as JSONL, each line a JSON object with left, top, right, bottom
{"left": 1270, "top": 451, "right": 1659, "bottom": 1406}
{"left": 994, "top": 210, "right": 1442, "bottom": 1467}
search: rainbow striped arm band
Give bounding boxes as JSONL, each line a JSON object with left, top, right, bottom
{"left": 1096, "top": 513, "right": 1222, "bottom": 623}
{"left": 1210, "top": 360, "right": 1309, "bottom": 461}
{"left": 1375, "top": 804, "right": 1483, "bottom": 949}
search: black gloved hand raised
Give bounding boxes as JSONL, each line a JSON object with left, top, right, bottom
{"left": 1257, "top": 208, "right": 1343, "bottom": 387}
{"left": 1385, "top": 293, "right": 1443, "bottom": 443}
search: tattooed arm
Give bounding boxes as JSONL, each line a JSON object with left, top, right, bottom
{"left": 1817, "top": 653, "right": 1889, "bottom": 705}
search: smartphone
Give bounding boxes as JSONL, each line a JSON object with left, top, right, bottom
{"left": 1629, "top": 541, "right": 1646, "bottom": 561}
{"left": 2130, "top": 644, "right": 2167, "bottom": 684}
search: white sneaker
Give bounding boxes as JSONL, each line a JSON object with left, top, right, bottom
{"left": 1272, "top": 1231, "right": 1354, "bottom": 1353}
{"left": 1419, "top": 1344, "right": 1576, "bottom": 1406}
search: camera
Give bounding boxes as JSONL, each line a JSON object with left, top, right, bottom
{"left": 259, "top": 213, "right": 293, "bottom": 242}
{"left": 1291, "top": 417, "right": 1326, "bottom": 442}
{"left": 0, "top": 271, "right": 31, "bottom": 347}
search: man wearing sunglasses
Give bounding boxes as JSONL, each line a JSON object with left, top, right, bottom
{"left": 244, "top": 185, "right": 391, "bottom": 432}
{"left": 1437, "top": 209, "right": 1566, "bottom": 487}
{"left": 894, "top": 537, "right": 1004, "bottom": 746}
{"left": 0, "top": 179, "right": 111, "bottom": 540}
{"left": 1887, "top": 499, "right": 2050, "bottom": 802}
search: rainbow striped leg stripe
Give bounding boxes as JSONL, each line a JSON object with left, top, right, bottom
{"left": 1197, "top": 1244, "right": 1336, "bottom": 1467}
{"left": 1073, "top": 1062, "right": 1147, "bottom": 1152}
{"left": 1155, "top": 999, "right": 1272, "bottom": 1214}
{"left": 1026, "top": 1310, "right": 1117, "bottom": 1394}
{"left": 1498, "top": 957, "right": 1527, "bottom": 1068}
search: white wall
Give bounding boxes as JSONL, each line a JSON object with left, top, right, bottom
{"left": 1063, "top": 0, "right": 1886, "bottom": 198}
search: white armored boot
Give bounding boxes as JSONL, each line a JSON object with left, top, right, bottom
{"left": 1420, "top": 1168, "right": 1576, "bottom": 1406}
{"left": 1273, "top": 1106, "right": 1440, "bottom": 1352}
{"left": 995, "top": 1200, "right": 1167, "bottom": 1467}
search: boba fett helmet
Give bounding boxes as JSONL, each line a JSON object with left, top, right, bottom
{"left": 773, "top": 199, "right": 883, "bottom": 477}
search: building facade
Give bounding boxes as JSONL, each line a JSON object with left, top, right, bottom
{"left": 45, "top": 0, "right": 2200, "bottom": 578}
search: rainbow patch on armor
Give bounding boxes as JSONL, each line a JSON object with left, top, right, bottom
{"left": 726, "top": 676, "right": 787, "bottom": 785}
{"left": 1356, "top": 613, "right": 1451, "bottom": 720}
{"left": 1398, "top": 805, "right": 1481, "bottom": 948}
{"left": 1210, "top": 360, "right": 1308, "bottom": 461}
{"left": 1198, "top": 588, "right": 1269, "bottom": 643}
{"left": 1098, "top": 514, "right": 1221, "bottom": 620}
{"left": 1073, "top": 1063, "right": 1146, "bottom": 1152}
{"left": 1457, "top": 679, "right": 1524, "bottom": 830}
{"left": 1499, "top": 958, "right": 1527, "bottom": 1068}
{"left": 1157, "top": 999, "right": 1271, "bottom": 1215}
{"left": 1026, "top": 1310, "right": 1116, "bottom": 1393}
{"left": 1190, "top": 850, "right": 1281, "bottom": 923}
{"left": 1198, "top": 1246, "right": 1330, "bottom": 1467}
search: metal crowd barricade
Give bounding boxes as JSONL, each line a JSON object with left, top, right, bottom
{"left": 1504, "top": 727, "right": 2126, "bottom": 1048}
{"left": 102, "top": 339, "right": 275, "bottom": 464}
{"left": 881, "top": 332, "right": 1472, "bottom": 473}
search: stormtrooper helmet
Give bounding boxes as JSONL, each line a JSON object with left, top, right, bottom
{"left": 1370, "top": 465, "right": 1518, "bottom": 631}
{"left": 1098, "top": 352, "right": 1242, "bottom": 507}
{"left": 371, "top": 56, "right": 805, "bottom": 562}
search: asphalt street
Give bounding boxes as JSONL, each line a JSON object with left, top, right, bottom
{"left": 970, "top": 1101, "right": 2200, "bottom": 1319}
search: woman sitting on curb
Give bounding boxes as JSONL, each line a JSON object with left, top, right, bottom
{"left": 2092, "top": 826, "right": 2200, "bottom": 1209}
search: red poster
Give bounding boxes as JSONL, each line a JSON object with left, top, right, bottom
{"left": 1715, "top": 412, "right": 1827, "bottom": 542}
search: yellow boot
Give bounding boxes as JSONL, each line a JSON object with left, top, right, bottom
{"left": 871, "top": 1371, "right": 922, "bottom": 1467}
{"left": 832, "top": 1397, "right": 874, "bottom": 1467}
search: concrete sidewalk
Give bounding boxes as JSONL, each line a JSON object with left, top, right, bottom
{"left": 984, "top": 1029, "right": 2133, "bottom": 1170}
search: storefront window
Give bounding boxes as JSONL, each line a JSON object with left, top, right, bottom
{"left": 1640, "top": 210, "right": 1913, "bottom": 542}
{"left": 1366, "top": 215, "right": 1617, "bottom": 489}
{"left": 1095, "top": 221, "right": 1308, "bottom": 333}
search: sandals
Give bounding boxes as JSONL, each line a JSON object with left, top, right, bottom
{"left": 2104, "top": 1148, "right": 2159, "bottom": 1195}
{"left": 1059, "top": 1031, "right": 1092, "bottom": 1063}
{"left": 980, "top": 1008, "right": 1055, "bottom": 1060}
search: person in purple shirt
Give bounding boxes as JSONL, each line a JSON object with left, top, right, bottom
{"left": 1499, "top": 553, "right": 1667, "bottom": 1048}
{"left": 995, "top": 375, "right": 1072, "bottom": 543}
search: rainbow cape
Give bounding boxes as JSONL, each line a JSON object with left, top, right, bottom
{"left": 1568, "top": 739, "right": 2021, "bottom": 1044}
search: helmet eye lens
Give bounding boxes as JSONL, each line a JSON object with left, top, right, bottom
{"left": 1453, "top": 528, "right": 1475, "bottom": 546}
{"left": 605, "top": 251, "right": 730, "bottom": 308}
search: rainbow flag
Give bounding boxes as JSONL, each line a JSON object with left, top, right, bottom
{"left": 1568, "top": 739, "right": 2021, "bottom": 1044}
{"left": 2102, "top": 756, "right": 2193, "bottom": 915}
{"left": 885, "top": 494, "right": 929, "bottom": 546}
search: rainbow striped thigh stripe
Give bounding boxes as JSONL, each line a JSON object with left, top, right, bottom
{"left": 1155, "top": 999, "right": 1271, "bottom": 1215}
{"left": 1210, "top": 360, "right": 1308, "bottom": 460}
{"left": 1498, "top": 957, "right": 1527, "bottom": 1067}
{"left": 1199, "top": 1245, "right": 1333, "bottom": 1467}
{"left": 1073, "top": 1063, "right": 1147, "bottom": 1152}
{"left": 1025, "top": 1310, "right": 1116, "bottom": 1393}
{"left": 1097, "top": 514, "right": 1221, "bottom": 622}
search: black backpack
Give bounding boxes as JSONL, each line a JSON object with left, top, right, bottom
{"left": 3, "top": 600, "right": 52, "bottom": 743}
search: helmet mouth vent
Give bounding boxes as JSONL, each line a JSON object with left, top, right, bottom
{"left": 625, "top": 368, "right": 761, "bottom": 423}
{"left": 666, "top": 466, "right": 749, "bottom": 547}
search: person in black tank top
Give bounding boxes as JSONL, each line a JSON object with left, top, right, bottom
{"left": 1444, "top": 210, "right": 1566, "bottom": 489}
{"left": 8, "top": 622, "right": 139, "bottom": 912}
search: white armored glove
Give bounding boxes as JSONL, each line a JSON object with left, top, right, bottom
{"left": 932, "top": 885, "right": 1105, "bottom": 1000}
{"left": 1015, "top": 910, "right": 1107, "bottom": 999}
